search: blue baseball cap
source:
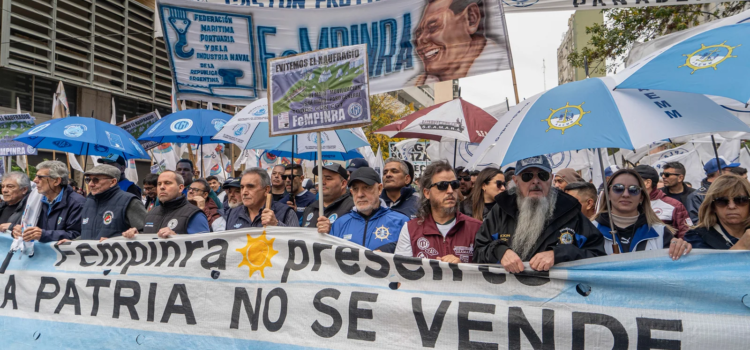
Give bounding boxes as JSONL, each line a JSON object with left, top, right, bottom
{"left": 515, "top": 156, "right": 552, "bottom": 175}
{"left": 604, "top": 165, "right": 619, "bottom": 178}
{"left": 97, "top": 154, "right": 126, "bottom": 167}
{"left": 704, "top": 158, "right": 739, "bottom": 175}
{"left": 346, "top": 158, "right": 369, "bottom": 172}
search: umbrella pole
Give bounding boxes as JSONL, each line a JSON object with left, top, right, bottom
{"left": 291, "top": 136, "right": 296, "bottom": 207}
{"left": 317, "top": 132, "right": 324, "bottom": 218}
{"left": 200, "top": 140, "right": 204, "bottom": 178}
{"left": 597, "top": 148, "right": 620, "bottom": 254}
{"left": 710, "top": 135, "right": 722, "bottom": 169}
{"left": 25, "top": 155, "right": 29, "bottom": 176}
{"left": 453, "top": 139, "right": 457, "bottom": 167}
{"left": 84, "top": 148, "right": 90, "bottom": 196}
{"left": 230, "top": 144, "right": 235, "bottom": 177}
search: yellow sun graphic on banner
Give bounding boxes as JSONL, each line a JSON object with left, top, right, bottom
{"left": 236, "top": 233, "right": 278, "bottom": 278}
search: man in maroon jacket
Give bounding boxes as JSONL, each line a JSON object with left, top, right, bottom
{"left": 394, "top": 161, "right": 482, "bottom": 263}
{"left": 635, "top": 165, "right": 692, "bottom": 238}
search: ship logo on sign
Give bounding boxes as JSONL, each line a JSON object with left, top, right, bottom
{"left": 543, "top": 102, "right": 589, "bottom": 134}
{"left": 679, "top": 41, "right": 740, "bottom": 74}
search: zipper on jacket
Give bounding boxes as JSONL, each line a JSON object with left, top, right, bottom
{"left": 362, "top": 217, "right": 369, "bottom": 247}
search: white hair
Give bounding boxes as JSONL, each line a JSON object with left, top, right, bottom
{"left": 510, "top": 187, "right": 558, "bottom": 260}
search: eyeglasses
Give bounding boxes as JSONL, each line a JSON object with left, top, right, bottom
{"left": 281, "top": 175, "right": 300, "bottom": 180}
{"left": 661, "top": 172, "right": 680, "bottom": 178}
{"left": 496, "top": 180, "right": 506, "bottom": 188}
{"left": 188, "top": 187, "right": 205, "bottom": 193}
{"left": 611, "top": 184, "right": 642, "bottom": 196}
{"left": 458, "top": 176, "right": 471, "bottom": 182}
{"left": 84, "top": 177, "right": 112, "bottom": 185}
{"left": 519, "top": 171, "right": 551, "bottom": 182}
{"left": 428, "top": 180, "right": 460, "bottom": 191}
{"left": 713, "top": 196, "right": 750, "bottom": 208}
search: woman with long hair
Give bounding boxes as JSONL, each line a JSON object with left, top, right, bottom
{"left": 685, "top": 174, "right": 750, "bottom": 249}
{"left": 594, "top": 169, "right": 691, "bottom": 259}
{"left": 460, "top": 168, "right": 505, "bottom": 221}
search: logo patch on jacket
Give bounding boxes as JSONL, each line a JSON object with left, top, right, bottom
{"left": 558, "top": 228, "right": 575, "bottom": 244}
{"left": 374, "top": 226, "right": 390, "bottom": 240}
{"left": 103, "top": 211, "right": 114, "bottom": 225}
{"left": 234, "top": 223, "right": 242, "bottom": 229}
{"left": 306, "top": 213, "right": 314, "bottom": 221}
{"left": 168, "top": 219, "right": 178, "bottom": 230}
{"left": 329, "top": 214, "right": 338, "bottom": 223}
{"left": 417, "top": 237, "right": 430, "bottom": 250}
{"left": 57, "top": 217, "right": 62, "bottom": 225}
{"left": 82, "top": 218, "right": 89, "bottom": 225}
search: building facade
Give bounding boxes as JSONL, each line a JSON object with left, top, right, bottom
{"left": 556, "top": 10, "right": 604, "bottom": 85}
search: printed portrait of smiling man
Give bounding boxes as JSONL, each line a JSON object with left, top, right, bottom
{"left": 410, "top": 0, "right": 503, "bottom": 86}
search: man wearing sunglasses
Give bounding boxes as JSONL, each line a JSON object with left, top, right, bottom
{"left": 455, "top": 167, "right": 474, "bottom": 198}
{"left": 77, "top": 164, "right": 146, "bottom": 241}
{"left": 279, "top": 164, "right": 316, "bottom": 224}
{"left": 474, "top": 156, "right": 605, "bottom": 272}
{"left": 660, "top": 162, "right": 695, "bottom": 209}
{"left": 12, "top": 161, "right": 85, "bottom": 243}
{"left": 395, "top": 161, "right": 482, "bottom": 263}
{"left": 381, "top": 158, "right": 419, "bottom": 219}
{"left": 686, "top": 158, "right": 740, "bottom": 224}
{"left": 97, "top": 154, "right": 141, "bottom": 200}
{"left": 635, "top": 165, "right": 692, "bottom": 238}
{"left": 330, "top": 167, "right": 409, "bottom": 253}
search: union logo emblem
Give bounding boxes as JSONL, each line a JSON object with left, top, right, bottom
{"left": 542, "top": 102, "right": 589, "bottom": 134}
{"left": 679, "top": 41, "right": 740, "bottom": 74}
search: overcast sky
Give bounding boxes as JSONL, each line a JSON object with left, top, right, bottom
{"left": 460, "top": 10, "right": 576, "bottom": 109}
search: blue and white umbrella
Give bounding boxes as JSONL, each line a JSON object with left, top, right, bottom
{"left": 466, "top": 76, "right": 750, "bottom": 169}
{"left": 15, "top": 117, "right": 149, "bottom": 160}
{"left": 616, "top": 9, "right": 750, "bottom": 104}
{"left": 213, "top": 99, "right": 369, "bottom": 159}
{"left": 139, "top": 109, "right": 233, "bottom": 144}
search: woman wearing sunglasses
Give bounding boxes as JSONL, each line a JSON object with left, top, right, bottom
{"left": 593, "top": 169, "right": 691, "bottom": 259}
{"left": 461, "top": 168, "right": 506, "bottom": 221}
{"left": 684, "top": 174, "right": 750, "bottom": 250}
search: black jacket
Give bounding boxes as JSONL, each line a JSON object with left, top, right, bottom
{"left": 0, "top": 193, "right": 28, "bottom": 231}
{"left": 301, "top": 192, "right": 354, "bottom": 228}
{"left": 473, "top": 189, "right": 606, "bottom": 264}
{"left": 661, "top": 185, "right": 696, "bottom": 210}
{"left": 685, "top": 224, "right": 739, "bottom": 249}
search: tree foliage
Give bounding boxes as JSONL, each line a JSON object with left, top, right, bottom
{"left": 568, "top": 4, "right": 747, "bottom": 75}
{"left": 363, "top": 93, "right": 416, "bottom": 158}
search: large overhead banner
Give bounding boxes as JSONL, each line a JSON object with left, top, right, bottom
{"left": 1, "top": 229, "right": 749, "bottom": 349}
{"left": 158, "top": 0, "right": 511, "bottom": 103}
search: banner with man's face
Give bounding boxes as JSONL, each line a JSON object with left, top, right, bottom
{"left": 158, "top": 0, "right": 511, "bottom": 103}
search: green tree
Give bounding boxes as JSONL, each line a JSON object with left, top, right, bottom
{"left": 568, "top": 4, "right": 747, "bottom": 75}
{"left": 363, "top": 93, "right": 417, "bottom": 158}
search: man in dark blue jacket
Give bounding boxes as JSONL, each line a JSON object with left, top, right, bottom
{"left": 12, "top": 160, "right": 85, "bottom": 243}
{"left": 381, "top": 158, "right": 419, "bottom": 219}
{"left": 280, "top": 163, "right": 316, "bottom": 224}
{"left": 330, "top": 167, "right": 409, "bottom": 253}
{"left": 98, "top": 154, "right": 141, "bottom": 199}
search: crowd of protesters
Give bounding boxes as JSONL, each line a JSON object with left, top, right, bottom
{"left": 2, "top": 151, "right": 748, "bottom": 272}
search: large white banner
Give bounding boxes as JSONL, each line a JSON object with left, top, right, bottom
{"left": 158, "top": 0, "right": 511, "bottom": 103}
{"left": 1, "top": 229, "right": 749, "bottom": 349}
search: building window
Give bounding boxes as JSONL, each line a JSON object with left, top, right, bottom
{"left": 0, "top": 69, "right": 32, "bottom": 112}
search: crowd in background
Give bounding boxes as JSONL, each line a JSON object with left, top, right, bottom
{"left": 1, "top": 151, "right": 748, "bottom": 272}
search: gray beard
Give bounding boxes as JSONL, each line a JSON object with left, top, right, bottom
{"left": 228, "top": 201, "right": 242, "bottom": 209}
{"left": 512, "top": 188, "right": 558, "bottom": 260}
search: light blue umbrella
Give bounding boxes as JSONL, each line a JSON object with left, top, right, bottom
{"left": 15, "top": 117, "right": 149, "bottom": 160}
{"left": 139, "top": 109, "right": 233, "bottom": 144}
{"left": 616, "top": 10, "right": 750, "bottom": 104}
{"left": 466, "top": 76, "right": 750, "bottom": 169}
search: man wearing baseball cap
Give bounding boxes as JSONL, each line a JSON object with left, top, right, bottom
{"left": 635, "top": 164, "right": 692, "bottom": 238}
{"left": 329, "top": 167, "right": 409, "bottom": 252}
{"left": 79, "top": 164, "right": 146, "bottom": 240}
{"left": 474, "top": 155, "right": 605, "bottom": 272}
{"left": 346, "top": 158, "right": 369, "bottom": 178}
{"left": 97, "top": 154, "right": 142, "bottom": 199}
{"left": 301, "top": 163, "right": 354, "bottom": 233}
{"left": 685, "top": 157, "right": 740, "bottom": 223}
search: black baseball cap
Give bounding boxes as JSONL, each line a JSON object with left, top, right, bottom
{"left": 346, "top": 158, "right": 369, "bottom": 172}
{"left": 98, "top": 154, "right": 127, "bottom": 167}
{"left": 222, "top": 179, "right": 241, "bottom": 189}
{"left": 347, "top": 167, "right": 381, "bottom": 187}
{"left": 313, "top": 163, "right": 349, "bottom": 180}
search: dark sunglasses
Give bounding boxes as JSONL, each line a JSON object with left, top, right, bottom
{"left": 611, "top": 183, "right": 641, "bottom": 196}
{"left": 428, "top": 180, "right": 460, "bottom": 191}
{"left": 281, "top": 175, "right": 299, "bottom": 180}
{"left": 458, "top": 176, "right": 471, "bottom": 182}
{"left": 84, "top": 177, "right": 113, "bottom": 185}
{"left": 661, "top": 172, "right": 680, "bottom": 178}
{"left": 496, "top": 180, "right": 506, "bottom": 188}
{"left": 519, "top": 171, "right": 550, "bottom": 183}
{"left": 713, "top": 196, "right": 750, "bottom": 208}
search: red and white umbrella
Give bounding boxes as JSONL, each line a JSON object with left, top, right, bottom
{"left": 375, "top": 98, "right": 498, "bottom": 143}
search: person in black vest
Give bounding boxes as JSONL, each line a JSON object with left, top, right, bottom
{"left": 79, "top": 165, "right": 146, "bottom": 241}
{"left": 225, "top": 168, "right": 299, "bottom": 230}
{"left": 124, "top": 171, "right": 209, "bottom": 239}
{"left": 0, "top": 172, "right": 30, "bottom": 233}
{"left": 98, "top": 154, "right": 141, "bottom": 199}
{"left": 302, "top": 163, "right": 353, "bottom": 233}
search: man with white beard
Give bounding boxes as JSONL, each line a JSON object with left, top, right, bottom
{"left": 474, "top": 156, "right": 605, "bottom": 272}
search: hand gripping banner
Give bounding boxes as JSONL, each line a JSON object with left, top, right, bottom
{"left": 0, "top": 229, "right": 748, "bottom": 349}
